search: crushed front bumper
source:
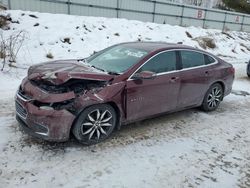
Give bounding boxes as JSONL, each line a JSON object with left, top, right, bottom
{"left": 15, "top": 84, "right": 76, "bottom": 142}
{"left": 16, "top": 115, "right": 51, "bottom": 141}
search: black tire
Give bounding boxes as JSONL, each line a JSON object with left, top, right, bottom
{"left": 201, "top": 83, "right": 224, "bottom": 112}
{"left": 248, "top": 73, "right": 250, "bottom": 78}
{"left": 72, "top": 104, "right": 117, "bottom": 145}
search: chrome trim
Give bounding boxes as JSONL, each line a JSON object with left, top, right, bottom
{"left": 128, "top": 49, "right": 218, "bottom": 80}
{"left": 16, "top": 92, "right": 33, "bottom": 102}
{"left": 35, "top": 132, "right": 49, "bottom": 136}
{"left": 16, "top": 110, "right": 27, "bottom": 120}
{"left": 34, "top": 122, "right": 49, "bottom": 133}
{"left": 15, "top": 101, "right": 27, "bottom": 120}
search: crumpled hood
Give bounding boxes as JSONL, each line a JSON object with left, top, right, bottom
{"left": 28, "top": 60, "right": 114, "bottom": 85}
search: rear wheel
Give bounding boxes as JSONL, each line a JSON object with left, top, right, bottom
{"left": 201, "top": 83, "right": 224, "bottom": 112}
{"left": 73, "top": 104, "right": 117, "bottom": 145}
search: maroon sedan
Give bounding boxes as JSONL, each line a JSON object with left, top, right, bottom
{"left": 15, "top": 42, "right": 234, "bottom": 145}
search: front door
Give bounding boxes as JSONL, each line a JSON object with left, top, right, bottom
{"left": 125, "top": 51, "right": 180, "bottom": 122}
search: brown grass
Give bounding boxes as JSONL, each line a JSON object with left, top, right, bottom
{"left": 205, "top": 39, "right": 216, "bottom": 49}
{"left": 61, "top": 37, "right": 71, "bottom": 44}
{"left": 29, "top": 14, "right": 38, "bottom": 19}
{"left": 0, "top": 15, "right": 9, "bottom": 29}
{"left": 185, "top": 31, "right": 193, "bottom": 38}
{"left": 193, "top": 37, "right": 216, "bottom": 49}
{"left": 231, "top": 49, "right": 237, "bottom": 54}
{"left": 222, "top": 32, "right": 235, "bottom": 39}
{"left": 240, "top": 43, "right": 250, "bottom": 51}
{"left": 0, "top": 51, "right": 6, "bottom": 59}
{"left": 46, "top": 52, "right": 54, "bottom": 59}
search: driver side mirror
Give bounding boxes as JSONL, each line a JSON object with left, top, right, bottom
{"left": 132, "top": 71, "right": 156, "bottom": 80}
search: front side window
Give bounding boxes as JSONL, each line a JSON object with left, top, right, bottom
{"left": 138, "top": 51, "right": 177, "bottom": 74}
{"left": 87, "top": 46, "right": 148, "bottom": 74}
{"left": 181, "top": 51, "right": 205, "bottom": 69}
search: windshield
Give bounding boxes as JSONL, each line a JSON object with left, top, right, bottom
{"left": 87, "top": 45, "right": 149, "bottom": 74}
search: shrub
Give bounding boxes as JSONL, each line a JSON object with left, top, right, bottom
{"left": 0, "top": 31, "right": 26, "bottom": 71}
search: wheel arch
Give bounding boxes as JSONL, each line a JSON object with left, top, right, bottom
{"left": 106, "top": 101, "right": 122, "bottom": 130}
{"left": 201, "top": 81, "right": 225, "bottom": 111}
{"left": 70, "top": 101, "right": 122, "bottom": 134}
{"left": 208, "top": 81, "right": 225, "bottom": 102}
{"left": 210, "top": 81, "right": 225, "bottom": 94}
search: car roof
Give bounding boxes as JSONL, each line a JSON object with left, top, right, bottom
{"left": 120, "top": 41, "right": 197, "bottom": 52}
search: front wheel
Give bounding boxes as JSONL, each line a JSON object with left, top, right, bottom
{"left": 201, "top": 83, "right": 224, "bottom": 112}
{"left": 72, "top": 104, "right": 117, "bottom": 145}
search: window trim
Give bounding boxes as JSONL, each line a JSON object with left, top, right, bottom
{"left": 128, "top": 49, "right": 218, "bottom": 80}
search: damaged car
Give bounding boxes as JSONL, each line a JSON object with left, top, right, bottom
{"left": 15, "top": 42, "right": 235, "bottom": 145}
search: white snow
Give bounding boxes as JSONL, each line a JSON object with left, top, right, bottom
{"left": 0, "top": 10, "right": 250, "bottom": 188}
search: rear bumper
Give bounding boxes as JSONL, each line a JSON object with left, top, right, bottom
{"left": 223, "top": 70, "right": 234, "bottom": 97}
{"left": 224, "top": 84, "right": 233, "bottom": 96}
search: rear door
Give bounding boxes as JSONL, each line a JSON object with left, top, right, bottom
{"left": 177, "top": 50, "right": 216, "bottom": 108}
{"left": 125, "top": 51, "right": 181, "bottom": 122}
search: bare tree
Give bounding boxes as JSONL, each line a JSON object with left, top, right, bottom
{"left": 0, "top": 32, "right": 7, "bottom": 70}
{"left": 0, "top": 31, "right": 26, "bottom": 71}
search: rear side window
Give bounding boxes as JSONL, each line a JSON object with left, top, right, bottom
{"left": 181, "top": 51, "right": 205, "bottom": 69}
{"left": 204, "top": 54, "right": 216, "bottom": 65}
{"left": 138, "top": 51, "right": 176, "bottom": 74}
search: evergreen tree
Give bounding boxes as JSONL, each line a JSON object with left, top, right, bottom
{"left": 223, "top": 0, "right": 250, "bottom": 13}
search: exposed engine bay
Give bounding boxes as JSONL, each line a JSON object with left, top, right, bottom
{"left": 29, "top": 79, "right": 108, "bottom": 95}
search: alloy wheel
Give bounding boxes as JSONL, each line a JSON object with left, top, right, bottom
{"left": 207, "top": 86, "right": 222, "bottom": 109}
{"left": 81, "top": 109, "right": 113, "bottom": 141}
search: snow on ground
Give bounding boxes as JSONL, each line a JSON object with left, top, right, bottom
{"left": 0, "top": 10, "right": 250, "bottom": 188}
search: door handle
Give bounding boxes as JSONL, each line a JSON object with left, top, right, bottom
{"left": 170, "top": 77, "right": 179, "bottom": 83}
{"left": 205, "top": 71, "right": 209, "bottom": 76}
